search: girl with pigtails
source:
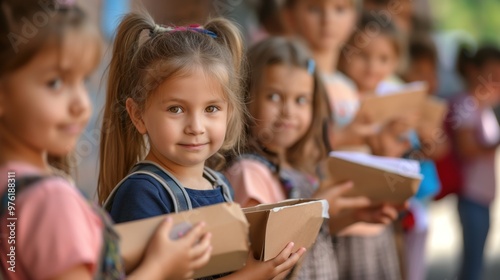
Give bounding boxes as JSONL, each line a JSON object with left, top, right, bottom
{"left": 98, "top": 11, "right": 305, "bottom": 280}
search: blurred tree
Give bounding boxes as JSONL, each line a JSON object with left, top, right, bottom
{"left": 431, "top": 0, "right": 500, "bottom": 44}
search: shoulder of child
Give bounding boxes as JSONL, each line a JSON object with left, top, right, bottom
{"left": 14, "top": 176, "right": 93, "bottom": 215}
{"left": 12, "top": 177, "right": 103, "bottom": 279}
{"left": 225, "top": 157, "right": 275, "bottom": 179}
{"left": 109, "top": 173, "right": 174, "bottom": 223}
{"left": 224, "top": 158, "right": 283, "bottom": 205}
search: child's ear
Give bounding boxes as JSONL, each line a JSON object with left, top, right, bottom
{"left": 125, "top": 98, "right": 147, "bottom": 134}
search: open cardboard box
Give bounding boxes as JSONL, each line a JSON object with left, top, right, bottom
{"left": 243, "top": 199, "right": 327, "bottom": 261}
{"left": 114, "top": 203, "right": 249, "bottom": 278}
{"left": 320, "top": 152, "right": 422, "bottom": 204}
{"left": 357, "top": 82, "right": 427, "bottom": 125}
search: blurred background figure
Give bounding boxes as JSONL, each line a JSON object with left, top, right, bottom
{"left": 449, "top": 45, "right": 500, "bottom": 280}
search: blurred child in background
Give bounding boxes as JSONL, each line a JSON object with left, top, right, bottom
{"left": 362, "top": 0, "right": 414, "bottom": 37}
{"left": 0, "top": 0, "right": 212, "bottom": 279}
{"left": 336, "top": 12, "right": 414, "bottom": 279}
{"left": 451, "top": 45, "right": 500, "bottom": 280}
{"left": 281, "top": 0, "right": 377, "bottom": 150}
{"left": 401, "top": 33, "right": 448, "bottom": 280}
{"left": 225, "top": 36, "right": 401, "bottom": 280}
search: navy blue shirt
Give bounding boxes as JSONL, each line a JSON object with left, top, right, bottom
{"left": 110, "top": 173, "right": 227, "bottom": 223}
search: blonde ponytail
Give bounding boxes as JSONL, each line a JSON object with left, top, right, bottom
{"left": 205, "top": 18, "right": 244, "bottom": 76}
{"left": 98, "top": 13, "right": 156, "bottom": 204}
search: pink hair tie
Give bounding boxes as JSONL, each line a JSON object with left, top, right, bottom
{"left": 152, "top": 24, "right": 217, "bottom": 38}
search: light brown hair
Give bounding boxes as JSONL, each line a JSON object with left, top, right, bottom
{"left": 98, "top": 12, "right": 246, "bottom": 204}
{"left": 284, "top": 0, "right": 359, "bottom": 10}
{"left": 243, "top": 36, "right": 330, "bottom": 173}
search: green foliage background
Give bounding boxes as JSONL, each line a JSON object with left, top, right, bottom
{"left": 431, "top": 0, "right": 500, "bottom": 44}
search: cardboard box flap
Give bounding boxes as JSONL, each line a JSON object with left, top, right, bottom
{"left": 419, "top": 96, "right": 448, "bottom": 130}
{"left": 264, "top": 201, "right": 323, "bottom": 261}
{"left": 243, "top": 211, "right": 269, "bottom": 260}
{"left": 321, "top": 153, "right": 422, "bottom": 204}
{"left": 244, "top": 199, "right": 325, "bottom": 261}
{"left": 357, "top": 82, "right": 427, "bottom": 124}
{"left": 242, "top": 198, "right": 318, "bottom": 213}
{"left": 114, "top": 202, "right": 249, "bottom": 278}
{"left": 329, "top": 151, "right": 422, "bottom": 179}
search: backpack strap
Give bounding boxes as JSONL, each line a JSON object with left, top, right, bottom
{"left": 89, "top": 203, "right": 125, "bottom": 279}
{"left": 203, "top": 168, "right": 233, "bottom": 202}
{"left": 0, "top": 176, "right": 46, "bottom": 217}
{"left": 103, "top": 161, "right": 192, "bottom": 213}
{"left": 0, "top": 176, "right": 46, "bottom": 277}
{"left": 103, "top": 162, "right": 235, "bottom": 214}
{"left": 132, "top": 161, "right": 193, "bottom": 211}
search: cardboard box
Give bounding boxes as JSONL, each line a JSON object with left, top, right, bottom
{"left": 114, "top": 203, "right": 250, "bottom": 278}
{"left": 320, "top": 152, "right": 422, "bottom": 204}
{"left": 243, "top": 199, "right": 327, "bottom": 261}
{"left": 419, "top": 96, "right": 448, "bottom": 130}
{"left": 357, "top": 82, "right": 427, "bottom": 125}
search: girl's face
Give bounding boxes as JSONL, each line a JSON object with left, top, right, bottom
{"left": 249, "top": 64, "right": 314, "bottom": 154}
{"left": 132, "top": 66, "right": 228, "bottom": 169}
{"left": 286, "top": 0, "right": 356, "bottom": 51}
{"left": 0, "top": 35, "right": 96, "bottom": 161}
{"left": 342, "top": 35, "right": 399, "bottom": 93}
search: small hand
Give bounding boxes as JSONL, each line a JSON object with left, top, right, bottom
{"left": 315, "top": 181, "right": 371, "bottom": 216}
{"left": 352, "top": 202, "right": 407, "bottom": 225}
{"left": 142, "top": 218, "right": 212, "bottom": 279}
{"left": 236, "top": 242, "right": 306, "bottom": 280}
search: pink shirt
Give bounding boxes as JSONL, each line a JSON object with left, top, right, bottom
{"left": 452, "top": 95, "right": 498, "bottom": 205}
{"left": 0, "top": 163, "right": 103, "bottom": 279}
{"left": 224, "top": 159, "right": 286, "bottom": 207}
{"left": 322, "top": 72, "right": 360, "bottom": 129}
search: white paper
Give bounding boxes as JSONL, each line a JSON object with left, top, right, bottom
{"left": 329, "top": 151, "right": 423, "bottom": 179}
{"left": 376, "top": 81, "right": 427, "bottom": 96}
{"left": 271, "top": 200, "right": 329, "bottom": 218}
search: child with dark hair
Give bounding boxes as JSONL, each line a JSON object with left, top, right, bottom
{"left": 450, "top": 44, "right": 500, "bottom": 280}
{"left": 402, "top": 33, "right": 448, "bottom": 280}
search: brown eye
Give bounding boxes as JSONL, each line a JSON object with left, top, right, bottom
{"left": 168, "top": 106, "right": 183, "bottom": 114}
{"left": 47, "top": 78, "right": 63, "bottom": 90}
{"left": 205, "top": 105, "right": 220, "bottom": 113}
{"left": 297, "top": 96, "right": 309, "bottom": 105}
